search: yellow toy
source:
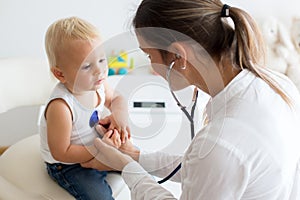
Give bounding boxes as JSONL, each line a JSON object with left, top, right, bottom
{"left": 108, "top": 51, "right": 134, "bottom": 75}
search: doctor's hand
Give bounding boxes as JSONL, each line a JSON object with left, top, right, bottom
{"left": 82, "top": 137, "right": 133, "bottom": 171}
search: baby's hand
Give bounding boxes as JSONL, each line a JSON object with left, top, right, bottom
{"left": 120, "top": 126, "right": 130, "bottom": 144}
{"left": 99, "top": 115, "right": 131, "bottom": 143}
{"left": 101, "top": 129, "right": 121, "bottom": 149}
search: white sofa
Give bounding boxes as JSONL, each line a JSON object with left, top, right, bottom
{"left": 0, "top": 57, "right": 126, "bottom": 199}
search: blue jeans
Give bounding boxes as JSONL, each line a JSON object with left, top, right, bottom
{"left": 46, "top": 163, "right": 114, "bottom": 200}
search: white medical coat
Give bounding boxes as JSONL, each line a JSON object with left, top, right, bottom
{"left": 122, "top": 69, "right": 300, "bottom": 200}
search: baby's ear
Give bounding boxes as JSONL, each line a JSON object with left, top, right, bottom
{"left": 51, "top": 66, "right": 66, "bottom": 83}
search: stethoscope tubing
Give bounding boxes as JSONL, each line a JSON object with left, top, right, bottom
{"left": 158, "top": 60, "right": 198, "bottom": 184}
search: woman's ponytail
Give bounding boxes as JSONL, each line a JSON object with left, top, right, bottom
{"left": 229, "top": 6, "right": 292, "bottom": 106}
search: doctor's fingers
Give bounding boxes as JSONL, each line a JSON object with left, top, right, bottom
{"left": 93, "top": 138, "right": 130, "bottom": 170}
{"left": 95, "top": 124, "right": 107, "bottom": 137}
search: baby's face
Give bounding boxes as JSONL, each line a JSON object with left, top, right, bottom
{"left": 58, "top": 38, "right": 108, "bottom": 94}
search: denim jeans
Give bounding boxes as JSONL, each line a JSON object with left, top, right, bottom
{"left": 46, "top": 163, "right": 114, "bottom": 200}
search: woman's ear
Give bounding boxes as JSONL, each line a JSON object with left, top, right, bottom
{"left": 51, "top": 66, "right": 66, "bottom": 83}
{"left": 168, "top": 42, "right": 187, "bottom": 66}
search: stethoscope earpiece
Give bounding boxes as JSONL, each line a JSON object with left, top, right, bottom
{"left": 174, "top": 54, "right": 186, "bottom": 70}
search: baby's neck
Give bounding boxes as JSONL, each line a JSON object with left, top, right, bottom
{"left": 73, "top": 91, "right": 100, "bottom": 109}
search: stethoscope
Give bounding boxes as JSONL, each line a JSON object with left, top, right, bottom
{"left": 158, "top": 60, "right": 198, "bottom": 184}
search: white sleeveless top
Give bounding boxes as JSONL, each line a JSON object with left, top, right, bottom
{"left": 39, "top": 83, "right": 105, "bottom": 164}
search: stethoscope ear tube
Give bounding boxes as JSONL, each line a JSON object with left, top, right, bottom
{"left": 158, "top": 60, "right": 198, "bottom": 184}
{"left": 166, "top": 60, "right": 198, "bottom": 139}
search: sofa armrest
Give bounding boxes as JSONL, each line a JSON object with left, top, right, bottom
{"left": 0, "top": 134, "right": 125, "bottom": 199}
{"left": 0, "top": 176, "right": 48, "bottom": 200}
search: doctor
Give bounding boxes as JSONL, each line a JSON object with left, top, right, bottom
{"left": 82, "top": 0, "right": 300, "bottom": 199}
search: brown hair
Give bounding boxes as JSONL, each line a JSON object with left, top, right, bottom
{"left": 133, "top": 0, "right": 291, "bottom": 105}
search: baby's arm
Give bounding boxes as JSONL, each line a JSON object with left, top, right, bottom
{"left": 46, "top": 99, "right": 96, "bottom": 163}
{"left": 103, "top": 81, "right": 130, "bottom": 142}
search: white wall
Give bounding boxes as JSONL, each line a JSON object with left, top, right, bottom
{"left": 0, "top": 0, "right": 300, "bottom": 59}
{"left": 226, "top": 0, "right": 300, "bottom": 22}
{"left": 0, "top": 0, "right": 141, "bottom": 59}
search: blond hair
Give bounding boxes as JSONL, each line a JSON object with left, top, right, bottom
{"left": 45, "top": 16, "right": 100, "bottom": 67}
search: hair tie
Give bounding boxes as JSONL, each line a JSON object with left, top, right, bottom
{"left": 221, "top": 4, "right": 230, "bottom": 17}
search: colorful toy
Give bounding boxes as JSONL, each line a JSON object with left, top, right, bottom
{"left": 108, "top": 51, "right": 134, "bottom": 75}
